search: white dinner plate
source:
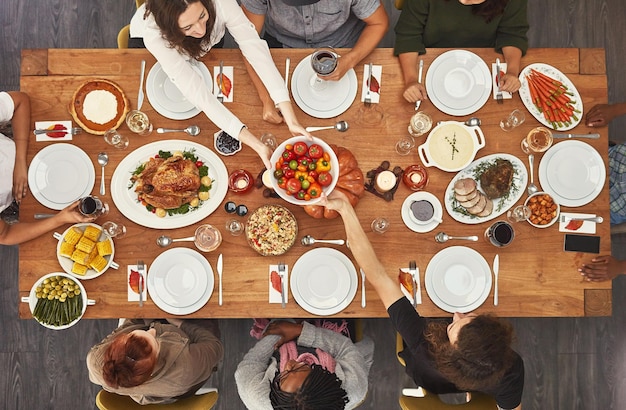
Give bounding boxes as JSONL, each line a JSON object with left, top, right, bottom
{"left": 538, "top": 140, "right": 605, "bottom": 207}
{"left": 54, "top": 223, "right": 117, "bottom": 280}
{"left": 110, "top": 140, "right": 228, "bottom": 229}
{"left": 290, "top": 248, "right": 358, "bottom": 315}
{"left": 425, "top": 246, "right": 492, "bottom": 313}
{"left": 146, "top": 61, "right": 212, "bottom": 120}
{"left": 291, "top": 54, "right": 357, "bottom": 119}
{"left": 28, "top": 143, "right": 95, "bottom": 210}
{"left": 425, "top": 50, "right": 492, "bottom": 116}
{"left": 401, "top": 191, "right": 443, "bottom": 233}
{"left": 444, "top": 153, "right": 528, "bottom": 224}
{"left": 147, "top": 248, "right": 214, "bottom": 315}
{"left": 518, "top": 63, "right": 583, "bottom": 131}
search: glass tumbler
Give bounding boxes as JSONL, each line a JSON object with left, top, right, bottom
{"left": 102, "top": 221, "right": 127, "bottom": 239}
{"left": 371, "top": 217, "right": 390, "bottom": 234}
{"left": 395, "top": 135, "right": 416, "bottom": 156}
{"left": 500, "top": 109, "right": 525, "bottom": 131}
{"left": 103, "top": 129, "right": 129, "bottom": 149}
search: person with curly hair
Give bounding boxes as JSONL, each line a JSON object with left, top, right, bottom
{"left": 394, "top": 0, "right": 529, "bottom": 104}
{"left": 319, "top": 191, "right": 524, "bottom": 410}
{"left": 86, "top": 318, "right": 223, "bottom": 405}
{"left": 235, "top": 319, "right": 373, "bottom": 409}
{"left": 129, "top": 0, "right": 311, "bottom": 170}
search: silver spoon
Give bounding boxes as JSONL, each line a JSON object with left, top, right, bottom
{"left": 465, "top": 117, "right": 481, "bottom": 127}
{"left": 527, "top": 154, "right": 538, "bottom": 195}
{"left": 301, "top": 235, "right": 345, "bottom": 246}
{"left": 434, "top": 232, "right": 479, "bottom": 243}
{"left": 305, "top": 120, "right": 349, "bottom": 133}
{"left": 97, "top": 152, "right": 108, "bottom": 195}
{"left": 156, "top": 125, "right": 201, "bottom": 136}
{"left": 156, "top": 235, "right": 196, "bottom": 247}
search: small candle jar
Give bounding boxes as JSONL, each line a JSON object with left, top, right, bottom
{"left": 375, "top": 170, "right": 397, "bottom": 193}
{"left": 228, "top": 169, "right": 254, "bottom": 193}
{"left": 402, "top": 164, "right": 429, "bottom": 191}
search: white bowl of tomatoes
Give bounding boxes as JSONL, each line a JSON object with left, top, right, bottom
{"left": 270, "top": 136, "right": 339, "bottom": 205}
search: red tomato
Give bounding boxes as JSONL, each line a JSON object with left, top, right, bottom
{"left": 308, "top": 144, "right": 323, "bottom": 159}
{"left": 293, "top": 141, "right": 308, "bottom": 157}
{"left": 195, "top": 160, "right": 203, "bottom": 167}
{"left": 317, "top": 171, "right": 333, "bottom": 187}
{"left": 285, "top": 178, "right": 301, "bottom": 194}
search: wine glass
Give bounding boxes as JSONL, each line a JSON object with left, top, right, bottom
{"left": 102, "top": 221, "right": 127, "bottom": 239}
{"left": 521, "top": 127, "right": 553, "bottom": 154}
{"left": 507, "top": 205, "right": 531, "bottom": 223}
{"left": 408, "top": 111, "right": 433, "bottom": 137}
{"left": 310, "top": 47, "right": 337, "bottom": 91}
{"left": 225, "top": 219, "right": 244, "bottom": 236}
{"left": 500, "top": 109, "right": 525, "bottom": 132}
{"left": 103, "top": 129, "right": 129, "bottom": 149}
{"left": 371, "top": 217, "right": 390, "bottom": 234}
{"left": 395, "top": 135, "right": 416, "bottom": 155}
{"left": 194, "top": 224, "right": 222, "bottom": 252}
{"left": 260, "top": 133, "right": 277, "bottom": 151}
{"left": 78, "top": 196, "right": 109, "bottom": 218}
{"left": 126, "top": 110, "right": 153, "bottom": 136}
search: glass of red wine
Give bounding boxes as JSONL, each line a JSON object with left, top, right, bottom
{"left": 310, "top": 46, "right": 337, "bottom": 91}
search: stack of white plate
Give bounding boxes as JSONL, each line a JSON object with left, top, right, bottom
{"left": 147, "top": 248, "right": 214, "bottom": 315}
{"left": 425, "top": 246, "right": 492, "bottom": 313}
{"left": 290, "top": 248, "right": 358, "bottom": 315}
{"left": 146, "top": 61, "right": 212, "bottom": 120}
{"left": 28, "top": 143, "right": 95, "bottom": 210}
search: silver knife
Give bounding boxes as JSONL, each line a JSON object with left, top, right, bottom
{"left": 493, "top": 254, "right": 499, "bottom": 306}
{"left": 360, "top": 268, "right": 366, "bottom": 308}
{"left": 415, "top": 59, "right": 424, "bottom": 110}
{"left": 552, "top": 133, "right": 600, "bottom": 139}
{"left": 217, "top": 253, "right": 223, "bottom": 306}
{"left": 137, "top": 260, "right": 144, "bottom": 307}
{"left": 137, "top": 60, "right": 146, "bottom": 110}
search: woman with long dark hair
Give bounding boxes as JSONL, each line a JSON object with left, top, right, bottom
{"left": 394, "top": 0, "right": 528, "bottom": 104}
{"left": 130, "top": 0, "right": 310, "bottom": 170}
{"left": 320, "top": 191, "right": 524, "bottom": 410}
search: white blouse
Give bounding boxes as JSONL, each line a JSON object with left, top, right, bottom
{"left": 0, "top": 92, "right": 16, "bottom": 212}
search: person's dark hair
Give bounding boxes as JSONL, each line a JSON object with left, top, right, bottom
{"left": 445, "top": 0, "right": 509, "bottom": 23}
{"left": 145, "top": 0, "right": 217, "bottom": 59}
{"left": 424, "top": 315, "right": 516, "bottom": 391}
{"left": 102, "top": 332, "right": 157, "bottom": 388}
{"left": 269, "top": 364, "right": 349, "bottom": 410}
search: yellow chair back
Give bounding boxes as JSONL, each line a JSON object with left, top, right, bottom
{"left": 400, "top": 391, "right": 498, "bottom": 410}
{"left": 117, "top": 25, "right": 130, "bottom": 49}
{"left": 95, "top": 390, "right": 218, "bottom": 410}
{"left": 395, "top": 0, "right": 405, "bottom": 10}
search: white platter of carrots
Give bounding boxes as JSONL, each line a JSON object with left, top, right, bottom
{"left": 518, "top": 63, "right": 583, "bottom": 131}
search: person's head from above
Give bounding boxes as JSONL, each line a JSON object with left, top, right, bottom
{"left": 269, "top": 362, "right": 349, "bottom": 409}
{"left": 425, "top": 312, "right": 516, "bottom": 390}
{"left": 146, "top": 0, "right": 216, "bottom": 58}
{"left": 102, "top": 328, "right": 159, "bottom": 388}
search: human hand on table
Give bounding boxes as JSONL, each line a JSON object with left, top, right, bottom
{"left": 276, "top": 101, "right": 313, "bottom": 140}
{"left": 56, "top": 201, "right": 98, "bottom": 224}
{"left": 498, "top": 73, "right": 521, "bottom": 93}
{"left": 578, "top": 255, "right": 626, "bottom": 281}
{"left": 402, "top": 83, "right": 427, "bottom": 104}
{"left": 586, "top": 103, "right": 626, "bottom": 127}
{"left": 263, "top": 320, "right": 304, "bottom": 349}
{"left": 12, "top": 162, "right": 28, "bottom": 203}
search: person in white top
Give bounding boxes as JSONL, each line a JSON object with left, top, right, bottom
{"left": 130, "top": 0, "right": 311, "bottom": 169}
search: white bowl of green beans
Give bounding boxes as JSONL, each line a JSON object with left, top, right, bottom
{"left": 22, "top": 272, "right": 94, "bottom": 330}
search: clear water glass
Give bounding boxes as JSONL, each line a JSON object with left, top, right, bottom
{"left": 225, "top": 219, "right": 244, "bottom": 236}
{"left": 102, "top": 221, "right": 127, "bottom": 239}
{"left": 507, "top": 205, "right": 531, "bottom": 223}
{"left": 500, "top": 109, "right": 525, "bottom": 131}
{"left": 103, "top": 129, "right": 129, "bottom": 149}
{"left": 260, "top": 133, "right": 277, "bottom": 151}
{"left": 371, "top": 217, "right": 390, "bottom": 234}
{"left": 395, "top": 135, "right": 416, "bottom": 155}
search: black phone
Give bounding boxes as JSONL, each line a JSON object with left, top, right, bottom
{"left": 564, "top": 234, "right": 601, "bottom": 254}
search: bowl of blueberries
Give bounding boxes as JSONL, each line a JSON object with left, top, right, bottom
{"left": 214, "top": 130, "right": 242, "bottom": 156}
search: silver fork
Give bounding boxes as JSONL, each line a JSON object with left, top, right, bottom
{"left": 561, "top": 215, "right": 604, "bottom": 224}
{"left": 216, "top": 60, "right": 224, "bottom": 103}
{"left": 137, "top": 260, "right": 145, "bottom": 307}
{"left": 409, "top": 260, "right": 419, "bottom": 307}
{"left": 495, "top": 58, "right": 503, "bottom": 104}
{"left": 364, "top": 62, "right": 373, "bottom": 107}
{"left": 33, "top": 127, "right": 82, "bottom": 135}
{"left": 278, "top": 262, "right": 286, "bottom": 308}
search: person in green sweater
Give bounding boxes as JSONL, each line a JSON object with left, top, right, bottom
{"left": 394, "top": 0, "right": 528, "bottom": 104}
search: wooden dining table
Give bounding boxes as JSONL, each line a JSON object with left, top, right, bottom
{"left": 18, "top": 47, "right": 611, "bottom": 320}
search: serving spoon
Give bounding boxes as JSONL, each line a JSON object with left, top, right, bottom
{"left": 156, "top": 235, "right": 195, "bottom": 247}
{"left": 156, "top": 125, "right": 201, "bottom": 136}
{"left": 436, "top": 117, "right": 481, "bottom": 127}
{"left": 434, "top": 232, "right": 478, "bottom": 243}
{"left": 97, "top": 152, "right": 108, "bottom": 195}
{"left": 301, "top": 235, "right": 345, "bottom": 246}
{"left": 305, "top": 120, "right": 349, "bottom": 133}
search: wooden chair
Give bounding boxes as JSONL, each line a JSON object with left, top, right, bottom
{"left": 117, "top": 25, "right": 130, "bottom": 49}
{"left": 395, "top": 333, "right": 498, "bottom": 410}
{"left": 95, "top": 389, "right": 218, "bottom": 410}
{"left": 395, "top": 0, "right": 405, "bottom": 9}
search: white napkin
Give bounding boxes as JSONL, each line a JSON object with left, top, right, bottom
{"left": 35, "top": 120, "right": 73, "bottom": 142}
{"left": 127, "top": 264, "right": 148, "bottom": 302}
{"left": 399, "top": 267, "right": 415, "bottom": 305}
{"left": 361, "top": 64, "right": 382, "bottom": 104}
{"left": 269, "top": 264, "right": 288, "bottom": 303}
{"left": 559, "top": 212, "right": 597, "bottom": 234}
{"left": 492, "top": 62, "right": 512, "bottom": 100}
{"left": 213, "top": 65, "right": 234, "bottom": 102}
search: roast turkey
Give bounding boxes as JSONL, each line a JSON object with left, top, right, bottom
{"left": 132, "top": 156, "right": 200, "bottom": 209}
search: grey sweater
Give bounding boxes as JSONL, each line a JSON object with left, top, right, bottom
{"left": 234, "top": 321, "right": 374, "bottom": 409}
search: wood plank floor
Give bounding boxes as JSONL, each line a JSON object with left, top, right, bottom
{"left": 1, "top": 1, "right": 626, "bottom": 408}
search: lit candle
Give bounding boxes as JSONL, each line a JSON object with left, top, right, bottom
{"left": 375, "top": 170, "right": 397, "bottom": 192}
